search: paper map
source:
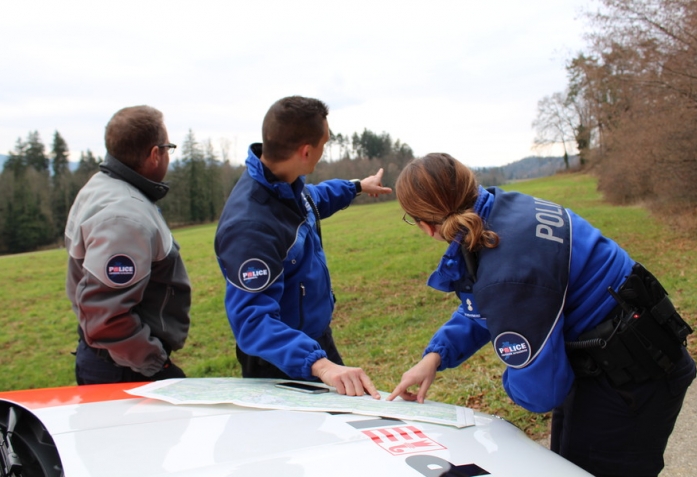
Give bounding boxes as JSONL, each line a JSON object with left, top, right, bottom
{"left": 126, "top": 378, "right": 475, "bottom": 428}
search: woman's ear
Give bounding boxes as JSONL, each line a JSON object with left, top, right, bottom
{"left": 422, "top": 221, "right": 437, "bottom": 238}
{"left": 422, "top": 222, "right": 447, "bottom": 242}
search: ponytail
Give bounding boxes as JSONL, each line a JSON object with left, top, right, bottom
{"left": 396, "top": 153, "right": 499, "bottom": 251}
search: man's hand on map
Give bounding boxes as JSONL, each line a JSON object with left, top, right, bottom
{"left": 312, "top": 358, "right": 380, "bottom": 399}
{"left": 386, "top": 352, "right": 441, "bottom": 404}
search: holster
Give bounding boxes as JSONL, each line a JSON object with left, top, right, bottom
{"left": 567, "top": 263, "right": 693, "bottom": 386}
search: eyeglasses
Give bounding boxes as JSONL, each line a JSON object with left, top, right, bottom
{"left": 158, "top": 143, "right": 177, "bottom": 154}
{"left": 402, "top": 213, "right": 420, "bottom": 226}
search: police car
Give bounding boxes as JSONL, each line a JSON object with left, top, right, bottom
{"left": 0, "top": 378, "right": 590, "bottom": 476}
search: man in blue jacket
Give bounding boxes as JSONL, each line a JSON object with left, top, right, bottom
{"left": 215, "top": 96, "right": 391, "bottom": 398}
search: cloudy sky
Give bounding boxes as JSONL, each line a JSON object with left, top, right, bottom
{"left": 0, "top": 0, "right": 589, "bottom": 168}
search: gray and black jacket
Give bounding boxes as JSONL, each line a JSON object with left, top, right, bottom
{"left": 65, "top": 154, "right": 191, "bottom": 376}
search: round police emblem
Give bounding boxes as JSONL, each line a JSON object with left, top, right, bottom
{"left": 105, "top": 254, "right": 136, "bottom": 285}
{"left": 238, "top": 258, "right": 271, "bottom": 291}
{"left": 493, "top": 332, "right": 532, "bottom": 368}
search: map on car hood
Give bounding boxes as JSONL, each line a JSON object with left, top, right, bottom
{"left": 127, "top": 378, "right": 475, "bottom": 428}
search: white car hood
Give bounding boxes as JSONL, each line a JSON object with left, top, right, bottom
{"left": 0, "top": 379, "right": 590, "bottom": 476}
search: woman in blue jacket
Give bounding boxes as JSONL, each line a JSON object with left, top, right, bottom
{"left": 387, "top": 153, "right": 695, "bottom": 477}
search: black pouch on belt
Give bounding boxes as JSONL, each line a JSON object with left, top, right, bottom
{"left": 567, "top": 263, "right": 693, "bottom": 386}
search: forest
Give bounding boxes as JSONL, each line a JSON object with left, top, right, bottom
{"left": 1, "top": 0, "right": 695, "bottom": 254}
{"left": 0, "top": 127, "right": 415, "bottom": 254}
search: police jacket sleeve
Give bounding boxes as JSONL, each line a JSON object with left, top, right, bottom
{"left": 306, "top": 180, "right": 356, "bottom": 218}
{"left": 74, "top": 216, "right": 169, "bottom": 376}
{"left": 224, "top": 279, "right": 328, "bottom": 379}
{"left": 424, "top": 304, "right": 491, "bottom": 369}
{"left": 500, "top": 315, "right": 575, "bottom": 413}
{"left": 216, "top": 219, "right": 328, "bottom": 379}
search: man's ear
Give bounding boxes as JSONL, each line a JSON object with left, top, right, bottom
{"left": 295, "top": 144, "right": 313, "bottom": 167}
{"left": 138, "top": 146, "right": 160, "bottom": 176}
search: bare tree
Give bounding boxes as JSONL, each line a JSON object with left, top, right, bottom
{"left": 570, "top": 0, "right": 697, "bottom": 215}
{"left": 532, "top": 92, "right": 578, "bottom": 169}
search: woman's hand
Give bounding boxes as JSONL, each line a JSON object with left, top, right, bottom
{"left": 386, "top": 352, "right": 441, "bottom": 403}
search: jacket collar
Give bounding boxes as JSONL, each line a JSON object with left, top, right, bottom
{"left": 474, "top": 185, "right": 493, "bottom": 219}
{"left": 100, "top": 153, "right": 170, "bottom": 202}
{"left": 246, "top": 143, "right": 305, "bottom": 201}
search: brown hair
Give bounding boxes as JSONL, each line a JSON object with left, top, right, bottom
{"left": 104, "top": 105, "right": 166, "bottom": 170}
{"left": 395, "top": 153, "right": 499, "bottom": 251}
{"left": 262, "top": 96, "right": 329, "bottom": 162}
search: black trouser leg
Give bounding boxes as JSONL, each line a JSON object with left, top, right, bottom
{"left": 551, "top": 347, "right": 695, "bottom": 477}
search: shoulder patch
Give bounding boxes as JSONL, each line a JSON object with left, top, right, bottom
{"left": 106, "top": 255, "right": 136, "bottom": 285}
{"left": 238, "top": 258, "right": 271, "bottom": 291}
{"left": 494, "top": 332, "right": 532, "bottom": 368}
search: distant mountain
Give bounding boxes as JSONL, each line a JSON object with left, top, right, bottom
{"left": 475, "top": 155, "right": 580, "bottom": 186}
{"left": 0, "top": 154, "right": 7, "bottom": 168}
{"left": 501, "top": 155, "right": 580, "bottom": 180}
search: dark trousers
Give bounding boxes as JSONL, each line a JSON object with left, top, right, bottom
{"left": 75, "top": 339, "right": 185, "bottom": 385}
{"left": 551, "top": 346, "right": 695, "bottom": 477}
{"left": 236, "top": 326, "right": 344, "bottom": 380}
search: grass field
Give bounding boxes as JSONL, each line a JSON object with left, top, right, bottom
{"left": 1, "top": 172, "right": 695, "bottom": 439}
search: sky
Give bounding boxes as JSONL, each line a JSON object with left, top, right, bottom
{"left": 0, "top": 0, "right": 590, "bottom": 168}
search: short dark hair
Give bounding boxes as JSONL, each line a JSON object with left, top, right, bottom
{"left": 104, "top": 105, "right": 166, "bottom": 170}
{"left": 262, "top": 96, "right": 329, "bottom": 162}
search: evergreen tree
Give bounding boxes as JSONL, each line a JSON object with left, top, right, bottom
{"left": 2, "top": 169, "right": 54, "bottom": 253}
{"left": 75, "top": 149, "right": 101, "bottom": 185}
{"left": 24, "top": 131, "right": 49, "bottom": 172}
{"left": 160, "top": 159, "right": 188, "bottom": 225}
{"left": 4, "top": 138, "right": 28, "bottom": 176}
{"left": 51, "top": 131, "right": 70, "bottom": 176}
{"left": 352, "top": 129, "right": 393, "bottom": 159}
{"left": 181, "top": 130, "right": 207, "bottom": 223}
{"left": 203, "top": 139, "right": 223, "bottom": 221}
{"left": 51, "top": 131, "right": 72, "bottom": 240}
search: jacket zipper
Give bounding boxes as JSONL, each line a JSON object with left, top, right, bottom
{"left": 299, "top": 282, "right": 306, "bottom": 330}
{"left": 159, "top": 286, "right": 172, "bottom": 331}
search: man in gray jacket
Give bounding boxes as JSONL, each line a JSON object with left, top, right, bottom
{"left": 65, "top": 105, "right": 191, "bottom": 384}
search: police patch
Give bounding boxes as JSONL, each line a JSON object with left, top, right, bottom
{"left": 494, "top": 332, "right": 532, "bottom": 368}
{"left": 239, "top": 259, "right": 271, "bottom": 291}
{"left": 106, "top": 254, "right": 136, "bottom": 285}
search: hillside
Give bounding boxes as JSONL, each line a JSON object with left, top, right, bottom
{"left": 475, "top": 154, "right": 580, "bottom": 185}
{"left": 496, "top": 155, "right": 580, "bottom": 180}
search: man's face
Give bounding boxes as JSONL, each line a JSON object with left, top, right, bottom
{"left": 153, "top": 129, "right": 171, "bottom": 182}
{"left": 305, "top": 120, "right": 329, "bottom": 173}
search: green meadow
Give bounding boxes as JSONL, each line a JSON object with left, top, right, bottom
{"left": 1, "top": 172, "right": 695, "bottom": 439}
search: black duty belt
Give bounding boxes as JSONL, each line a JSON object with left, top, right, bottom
{"left": 566, "top": 263, "right": 693, "bottom": 386}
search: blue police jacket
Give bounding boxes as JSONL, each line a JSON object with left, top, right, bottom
{"left": 425, "top": 186, "right": 633, "bottom": 412}
{"left": 214, "top": 144, "right": 359, "bottom": 379}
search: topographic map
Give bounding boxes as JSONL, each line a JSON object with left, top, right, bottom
{"left": 127, "top": 377, "right": 475, "bottom": 428}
